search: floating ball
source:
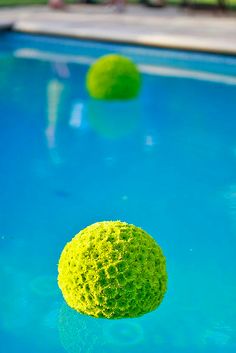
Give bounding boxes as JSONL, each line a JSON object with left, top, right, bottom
{"left": 86, "top": 55, "right": 141, "bottom": 100}
{"left": 58, "top": 221, "right": 167, "bottom": 319}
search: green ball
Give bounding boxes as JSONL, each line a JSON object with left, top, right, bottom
{"left": 86, "top": 55, "right": 141, "bottom": 100}
{"left": 58, "top": 221, "right": 167, "bottom": 319}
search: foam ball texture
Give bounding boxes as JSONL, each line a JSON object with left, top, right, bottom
{"left": 58, "top": 221, "right": 167, "bottom": 319}
{"left": 86, "top": 55, "right": 141, "bottom": 100}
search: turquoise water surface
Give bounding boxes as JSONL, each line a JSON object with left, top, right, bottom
{"left": 0, "top": 33, "right": 236, "bottom": 353}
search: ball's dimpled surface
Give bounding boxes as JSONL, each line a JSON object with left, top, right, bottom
{"left": 86, "top": 55, "right": 141, "bottom": 100}
{"left": 58, "top": 221, "right": 167, "bottom": 319}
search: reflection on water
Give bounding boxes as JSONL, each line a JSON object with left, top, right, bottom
{"left": 1, "top": 33, "right": 236, "bottom": 353}
{"left": 69, "top": 101, "right": 85, "bottom": 129}
{"left": 59, "top": 304, "right": 147, "bottom": 353}
{"left": 103, "top": 320, "right": 144, "bottom": 347}
{"left": 58, "top": 300, "right": 236, "bottom": 352}
{"left": 45, "top": 62, "right": 72, "bottom": 165}
{"left": 59, "top": 304, "right": 102, "bottom": 353}
{"left": 0, "top": 239, "right": 236, "bottom": 352}
{"left": 46, "top": 78, "right": 64, "bottom": 165}
{"left": 87, "top": 100, "right": 140, "bottom": 140}
{"left": 0, "top": 266, "right": 61, "bottom": 351}
{"left": 46, "top": 79, "right": 64, "bottom": 149}
{"left": 202, "top": 321, "right": 234, "bottom": 347}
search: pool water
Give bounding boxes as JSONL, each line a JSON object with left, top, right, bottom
{"left": 0, "top": 32, "right": 236, "bottom": 353}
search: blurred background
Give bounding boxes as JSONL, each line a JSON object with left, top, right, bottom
{"left": 0, "top": 0, "right": 236, "bottom": 11}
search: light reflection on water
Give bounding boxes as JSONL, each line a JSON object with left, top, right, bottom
{"left": 0, "top": 33, "right": 236, "bottom": 353}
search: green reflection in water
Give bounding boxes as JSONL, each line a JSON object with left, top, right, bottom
{"left": 58, "top": 303, "right": 146, "bottom": 353}
{"left": 87, "top": 100, "right": 140, "bottom": 140}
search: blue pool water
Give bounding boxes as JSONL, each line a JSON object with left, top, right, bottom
{"left": 0, "top": 32, "right": 236, "bottom": 353}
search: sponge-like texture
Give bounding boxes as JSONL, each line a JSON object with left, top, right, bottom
{"left": 58, "top": 221, "right": 167, "bottom": 319}
{"left": 86, "top": 55, "right": 141, "bottom": 100}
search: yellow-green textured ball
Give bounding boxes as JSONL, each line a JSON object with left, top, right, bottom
{"left": 58, "top": 221, "right": 167, "bottom": 319}
{"left": 86, "top": 55, "right": 141, "bottom": 100}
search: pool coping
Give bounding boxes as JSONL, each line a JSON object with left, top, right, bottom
{"left": 11, "top": 25, "right": 236, "bottom": 56}
{"left": 0, "top": 20, "right": 13, "bottom": 32}
{"left": 12, "top": 25, "right": 236, "bottom": 57}
{"left": 0, "top": 4, "right": 235, "bottom": 56}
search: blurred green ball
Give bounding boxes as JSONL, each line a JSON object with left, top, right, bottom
{"left": 86, "top": 54, "right": 141, "bottom": 100}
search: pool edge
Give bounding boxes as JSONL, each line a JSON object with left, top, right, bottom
{"left": 4, "top": 24, "right": 236, "bottom": 57}
{"left": 0, "top": 21, "right": 13, "bottom": 32}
